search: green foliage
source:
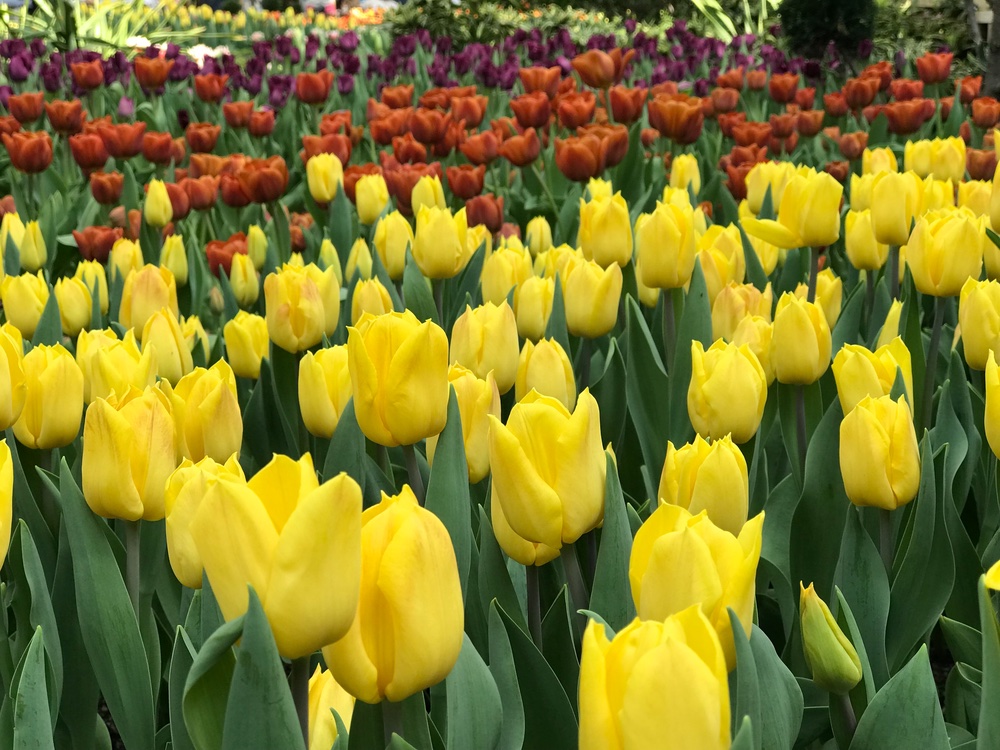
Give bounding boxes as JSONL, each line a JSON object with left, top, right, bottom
{"left": 780, "top": 0, "right": 876, "bottom": 60}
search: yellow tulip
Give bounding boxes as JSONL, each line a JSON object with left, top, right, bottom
{"left": 223, "top": 311, "right": 268, "bottom": 379}
{"left": 412, "top": 206, "right": 471, "bottom": 280}
{"left": 907, "top": 209, "right": 984, "bottom": 297}
{"left": 350, "top": 278, "right": 393, "bottom": 325}
{"left": 0, "top": 213, "right": 24, "bottom": 260}
{"left": 264, "top": 263, "right": 338, "bottom": 353}
{"left": 411, "top": 174, "right": 447, "bottom": 214}
{"left": 515, "top": 338, "right": 576, "bottom": 410}
{"left": 109, "top": 238, "right": 143, "bottom": 282}
{"left": 870, "top": 171, "right": 920, "bottom": 246}
{"left": 688, "top": 340, "right": 767, "bottom": 444}
{"left": 635, "top": 201, "right": 698, "bottom": 290}
{"left": 746, "top": 232, "right": 779, "bottom": 275}
{"left": 633, "top": 261, "right": 661, "bottom": 308}
{"left": 161, "top": 360, "right": 242, "bottom": 462}
{"left": 903, "top": 139, "right": 933, "bottom": 178}
{"left": 0, "top": 325, "right": 24, "bottom": 431}
{"left": 319, "top": 239, "right": 343, "bottom": 285}
{"left": 771, "top": 293, "right": 831, "bottom": 384}
{"left": 741, "top": 170, "right": 843, "bottom": 249}
{"left": 184, "top": 315, "right": 211, "bottom": 364}
{"left": 160, "top": 234, "right": 188, "bottom": 286}
{"left": 562, "top": 256, "right": 622, "bottom": 338}
{"left": 697, "top": 224, "right": 746, "bottom": 305}
{"left": 347, "top": 310, "right": 449, "bottom": 447}
{"left": 746, "top": 160, "right": 799, "bottom": 214}
{"left": 730, "top": 314, "right": 774, "bottom": 385}
{"left": 229, "top": 253, "right": 260, "bottom": 307}
{"left": 534, "top": 244, "right": 580, "bottom": 280}
{"left": 984, "top": 351, "right": 1000, "bottom": 460}
{"left": 77, "top": 328, "right": 156, "bottom": 403}
{"left": 849, "top": 173, "right": 876, "bottom": 212}
{"left": 578, "top": 192, "right": 633, "bottom": 268}
{"left": 373, "top": 211, "right": 413, "bottom": 281}
{"left": 13, "top": 344, "right": 84, "bottom": 450}
{"left": 53, "top": 278, "right": 92, "bottom": 337}
{"left": 799, "top": 583, "right": 863, "bottom": 695}
{"left": 306, "top": 153, "right": 344, "bottom": 204}
{"left": 959, "top": 180, "right": 992, "bottom": 217}
{"left": 513, "top": 275, "right": 555, "bottom": 342}
{"left": 322, "top": 485, "right": 462, "bottom": 702}
{"left": 345, "top": 238, "right": 372, "bottom": 281}
{"left": 141, "top": 309, "right": 191, "bottom": 385}
{"left": 488, "top": 389, "right": 605, "bottom": 552}
{"left": 832, "top": 337, "right": 913, "bottom": 414}
{"left": 450, "top": 302, "right": 519, "bottom": 395}
{"left": 308, "top": 666, "right": 355, "bottom": 750}
{"left": 840, "top": 395, "right": 920, "bottom": 510}
{"left": 1, "top": 271, "right": 48, "bottom": 339}
{"left": 905, "top": 137, "right": 965, "bottom": 183}
{"left": 526, "top": 216, "right": 553, "bottom": 257}
{"left": 711, "top": 282, "right": 772, "bottom": 342}
{"left": 355, "top": 174, "right": 390, "bottom": 225}
{"left": 794, "top": 268, "right": 843, "bottom": 329}
{"left": 426, "top": 365, "right": 501, "bottom": 484}
{"left": 144, "top": 179, "right": 173, "bottom": 228}
{"left": 82, "top": 386, "right": 177, "bottom": 521}
{"left": 299, "top": 346, "right": 352, "bottom": 439}
{"left": 669, "top": 152, "right": 702, "bottom": 196}
{"left": 74, "top": 260, "right": 108, "bottom": 315}
{"left": 481, "top": 244, "right": 532, "bottom": 306}
{"left": 19, "top": 221, "right": 46, "bottom": 272}
{"left": 579, "top": 608, "right": 731, "bottom": 750}
{"left": 0, "top": 440, "right": 11, "bottom": 562}
{"left": 862, "top": 147, "right": 898, "bottom": 175}
{"left": 247, "top": 224, "right": 267, "bottom": 270}
{"left": 587, "top": 178, "right": 613, "bottom": 201}
{"left": 658, "top": 434, "right": 748, "bottom": 534}
{"left": 960, "top": 278, "right": 1000, "bottom": 370}
{"left": 120, "top": 264, "right": 179, "bottom": 336}
{"left": 191, "top": 453, "right": 362, "bottom": 658}
{"left": 630, "top": 503, "right": 764, "bottom": 669}
{"left": 877, "top": 300, "right": 904, "bottom": 350}
{"left": 917, "top": 176, "right": 956, "bottom": 215}
{"left": 467, "top": 224, "right": 492, "bottom": 259}
{"left": 844, "top": 209, "right": 889, "bottom": 271}
{"left": 164, "top": 454, "right": 246, "bottom": 588}
{"left": 990, "top": 161, "right": 1000, "bottom": 233}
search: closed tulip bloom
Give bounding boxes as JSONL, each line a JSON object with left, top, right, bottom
{"left": 120, "top": 265, "right": 179, "bottom": 336}
{"left": 960, "top": 279, "right": 1000, "bottom": 370}
{"left": 229, "top": 254, "right": 260, "bottom": 308}
{"left": 579, "top": 192, "right": 633, "bottom": 267}
{"left": 579, "top": 609, "right": 731, "bottom": 750}
{"left": 635, "top": 201, "right": 698, "bottom": 290}
{"left": 264, "top": 264, "right": 335, "bottom": 352}
{"left": 562, "top": 256, "right": 622, "bottom": 338}
{"left": 308, "top": 667, "right": 355, "bottom": 750}
{"left": 345, "top": 238, "right": 373, "bottom": 282}
{"left": 141, "top": 309, "right": 191, "bottom": 385}
{"left": 82, "top": 386, "right": 177, "bottom": 521}
{"left": 658, "top": 434, "right": 748, "bottom": 535}
{"left": 450, "top": 302, "right": 519, "bottom": 395}
{"left": 0, "top": 213, "right": 24, "bottom": 260}
{"left": 299, "top": 346, "right": 352, "bottom": 439}
{"left": 917, "top": 176, "right": 956, "bottom": 215}
{"left": 318, "top": 240, "right": 343, "bottom": 285}
{"left": 411, "top": 174, "right": 447, "bottom": 214}
{"left": 109, "top": 238, "right": 143, "bottom": 281}
{"left": 481, "top": 244, "right": 533, "bottom": 305}
{"left": 905, "top": 136, "right": 965, "bottom": 183}
{"left": 164, "top": 454, "right": 247, "bottom": 588}
{"left": 832, "top": 337, "right": 913, "bottom": 414}
{"left": 844, "top": 209, "right": 889, "bottom": 270}
{"left": 698, "top": 224, "right": 746, "bottom": 305}
{"left": 307, "top": 154, "right": 344, "bottom": 204}
{"left": 907, "top": 210, "right": 984, "bottom": 297}
{"left": 870, "top": 171, "right": 920, "bottom": 246}
{"left": 745, "top": 161, "right": 799, "bottom": 214}
{"left": 513, "top": 275, "right": 555, "bottom": 342}
{"left": 742, "top": 170, "right": 843, "bottom": 249}
{"left": 630, "top": 503, "right": 764, "bottom": 668}
{"left": 77, "top": 328, "right": 157, "bottom": 403}
{"left": 160, "top": 360, "right": 242, "bottom": 462}
{"left": 427, "top": 365, "right": 500, "bottom": 483}
{"left": 245, "top": 224, "right": 267, "bottom": 270}
{"left": 840, "top": 395, "right": 920, "bottom": 510}
{"left": 862, "top": 147, "right": 898, "bottom": 175}
{"left": 986, "top": 351, "right": 1000, "bottom": 458}
{"left": 412, "top": 206, "right": 471, "bottom": 280}
{"left": 771, "top": 293, "right": 831, "bottom": 384}
{"left": 488, "top": 389, "right": 605, "bottom": 551}
{"left": 876, "top": 300, "right": 904, "bottom": 350}
{"left": 144, "top": 179, "right": 173, "bottom": 228}
{"left": 356, "top": 174, "right": 389, "bottom": 225}
{"left": 53, "top": 278, "right": 92, "bottom": 337}
{"left": 350, "top": 278, "right": 393, "bottom": 325}
{"left": 903, "top": 139, "right": 933, "bottom": 177}
{"left": 794, "top": 268, "right": 843, "bottom": 328}
{"left": 348, "top": 310, "right": 449, "bottom": 447}
{"left": 526, "top": 216, "right": 553, "bottom": 257}
{"left": 535, "top": 244, "right": 582, "bottom": 280}
{"left": 1, "top": 271, "right": 48, "bottom": 339}
{"left": 711, "top": 282, "right": 773, "bottom": 342}
{"left": 731, "top": 314, "right": 774, "bottom": 384}
{"left": 160, "top": 235, "right": 188, "bottom": 286}
{"left": 183, "top": 315, "right": 210, "bottom": 365}
{"left": 959, "top": 180, "right": 992, "bottom": 218}
{"left": 223, "top": 312, "right": 268, "bottom": 380}
{"left": 799, "top": 583, "right": 863, "bottom": 695}
{"left": 19, "top": 221, "right": 46, "bottom": 272}
{"left": 13, "top": 344, "right": 84, "bottom": 450}
{"left": 192, "top": 453, "right": 362, "bottom": 658}
{"left": 372, "top": 211, "right": 413, "bottom": 281}
{"left": 0, "top": 325, "right": 25, "bottom": 431}
{"left": 670, "top": 153, "right": 701, "bottom": 196}
{"left": 74, "top": 261, "right": 109, "bottom": 315}
{"left": 515, "top": 338, "right": 577, "bottom": 410}
{"left": 688, "top": 340, "right": 767, "bottom": 445}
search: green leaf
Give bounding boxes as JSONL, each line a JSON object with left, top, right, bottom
{"left": 41, "top": 462, "right": 154, "bottom": 750}
{"left": 544, "top": 275, "right": 570, "bottom": 355}
{"left": 748, "top": 623, "right": 803, "bottom": 749}
{"left": 731, "top": 716, "right": 755, "bottom": 750}
{"left": 445, "top": 635, "right": 502, "bottom": 750}
{"left": 486, "top": 605, "right": 525, "bottom": 750}
{"left": 403, "top": 251, "right": 438, "bottom": 326}
{"left": 977, "top": 577, "right": 1000, "bottom": 746}
{"left": 347, "top": 701, "right": 383, "bottom": 750}
{"left": 848, "top": 646, "right": 949, "bottom": 750}
{"left": 591, "top": 338, "right": 627, "bottom": 448}
{"left": 588, "top": 453, "right": 635, "bottom": 632}
{"left": 13, "top": 628, "right": 54, "bottom": 750}
{"left": 939, "top": 617, "right": 982, "bottom": 671}
{"left": 169, "top": 628, "right": 197, "bottom": 750}
{"left": 30, "top": 289, "right": 62, "bottom": 348}
{"left": 729, "top": 612, "right": 761, "bottom": 749}
{"left": 183, "top": 615, "right": 242, "bottom": 750}
{"left": 540, "top": 588, "right": 579, "bottom": 713}
{"left": 739, "top": 224, "right": 769, "bottom": 291}
{"left": 425, "top": 388, "right": 472, "bottom": 596}
{"left": 477, "top": 506, "right": 526, "bottom": 632}
{"left": 624, "top": 297, "right": 670, "bottom": 482}
{"left": 831, "top": 282, "right": 865, "bottom": 353}
{"left": 833, "top": 589, "right": 877, "bottom": 720}
{"left": 668, "top": 258, "right": 711, "bottom": 443}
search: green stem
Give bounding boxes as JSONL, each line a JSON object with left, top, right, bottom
{"left": 577, "top": 337, "right": 591, "bottom": 390}
{"left": 879, "top": 508, "right": 893, "bottom": 578}
{"left": 562, "top": 543, "right": 590, "bottom": 615}
{"left": 526, "top": 564, "right": 543, "bottom": 649}
{"left": 433, "top": 279, "right": 444, "bottom": 326}
{"left": 290, "top": 656, "right": 310, "bottom": 748}
{"left": 795, "top": 384, "right": 808, "bottom": 478}
{"left": 662, "top": 289, "right": 677, "bottom": 372}
{"left": 865, "top": 270, "right": 875, "bottom": 327}
{"left": 402, "top": 443, "right": 425, "bottom": 506}
{"left": 125, "top": 520, "right": 141, "bottom": 617}
{"left": 383, "top": 697, "right": 405, "bottom": 745}
{"left": 888, "top": 245, "right": 900, "bottom": 301}
{"left": 532, "top": 163, "right": 558, "bottom": 218}
{"left": 807, "top": 246, "right": 820, "bottom": 304}
{"left": 921, "top": 295, "right": 946, "bottom": 433}
{"left": 836, "top": 692, "right": 858, "bottom": 739}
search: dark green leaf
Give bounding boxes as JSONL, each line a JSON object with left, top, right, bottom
{"left": 668, "top": 258, "right": 711, "bottom": 443}
{"left": 445, "top": 635, "right": 502, "bottom": 750}
{"left": 13, "top": 628, "right": 54, "bottom": 750}
{"left": 30, "top": 290, "right": 62, "bottom": 348}
{"left": 588, "top": 453, "right": 635, "bottom": 631}
{"left": 624, "top": 297, "right": 670, "bottom": 482}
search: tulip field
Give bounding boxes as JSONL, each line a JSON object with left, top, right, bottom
{"left": 1, "top": 9, "right": 1000, "bottom": 750}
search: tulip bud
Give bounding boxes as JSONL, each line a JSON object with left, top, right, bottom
{"left": 959, "top": 180, "right": 991, "bottom": 217}
{"left": 840, "top": 395, "right": 920, "bottom": 510}
{"left": 223, "top": 311, "right": 268, "bottom": 380}
{"left": 513, "top": 276, "right": 555, "bottom": 342}
{"left": 658, "top": 434, "right": 748, "bottom": 534}
{"left": 157, "top": 234, "right": 188, "bottom": 286}
{"left": 413, "top": 206, "right": 472, "bottom": 280}
{"left": 525, "top": 216, "right": 553, "bottom": 257}
{"left": 450, "top": 302, "right": 519, "bottom": 395}
{"left": 742, "top": 170, "right": 843, "bottom": 249}
{"left": 74, "top": 260, "right": 109, "bottom": 315}
{"left": 308, "top": 666, "right": 355, "bottom": 748}
{"left": 711, "top": 282, "right": 773, "bottom": 342}
{"left": 871, "top": 171, "right": 920, "bottom": 246}
{"left": 746, "top": 160, "right": 799, "bottom": 214}
{"left": 322, "top": 484, "right": 462, "bottom": 702}
{"left": 13, "top": 344, "right": 84, "bottom": 450}
{"left": 191, "top": 453, "right": 362, "bottom": 658}
{"left": 515, "top": 338, "right": 576, "bottom": 410}
{"left": 373, "top": 211, "right": 413, "bottom": 281}
{"left": 488, "top": 389, "right": 605, "bottom": 555}
{"left": 162, "top": 360, "right": 242, "bottom": 462}
{"left": 318, "top": 239, "right": 344, "bottom": 285}
{"left": 109, "top": 238, "right": 143, "bottom": 282}
{"left": 19, "top": 221, "right": 46, "bottom": 272}
{"left": 481, "top": 245, "right": 532, "bottom": 306}
{"left": 862, "top": 147, "right": 898, "bottom": 175}
{"left": 345, "top": 238, "right": 373, "bottom": 281}
{"left": 247, "top": 224, "right": 267, "bottom": 270}
{"left": 635, "top": 201, "right": 699, "bottom": 290}
{"left": 832, "top": 337, "right": 913, "bottom": 415}
{"left": 907, "top": 209, "right": 984, "bottom": 297}
{"left": 355, "top": 174, "right": 389, "bottom": 225}
{"left": 348, "top": 310, "right": 449, "bottom": 446}
{"left": 578, "top": 192, "right": 632, "bottom": 268}
{"left": 264, "top": 264, "right": 339, "bottom": 353}
{"left": 960, "top": 278, "right": 1000, "bottom": 370}
{"left": 844, "top": 209, "right": 889, "bottom": 270}
{"left": 0, "top": 325, "right": 25, "bottom": 431}
{"left": 427, "top": 365, "right": 500, "bottom": 484}
{"left": 182, "top": 315, "right": 210, "bottom": 364}
{"left": 0, "top": 213, "right": 25, "bottom": 260}
{"left": 307, "top": 153, "right": 344, "bottom": 204}
{"left": 876, "top": 300, "right": 904, "bottom": 350}
{"left": 562, "top": 255, "right": 623, "bottom": 339}
{"left": 120, "top": 265, "right": 179, "bottom": 337}
{"left": 730, "top": 314, "right": 774, "bottom": 384}
{"left": 799, "top": 582, "right": 863, "bottom": 694}
{"left": 688, "top": 340, "right": 767, "bottom": 444}
{"left": 144, "top": 179, "right": 173, "bottom": 228}
{"left": 1, "top": 271, "right": 49, "bottom": 339}
{"left": 698, "top": 224, "right": 746, "bottom": 305}
{"left": 140, "top": 309, "right": 192, "bottom": 385}
{"left": 229, "top": 253, "right": 260, "bottom": 308}
{"left": 412, "top": 174, "right": 447, "bottom": 214}
{"left": 794, "top": 268, "right": 843, "bottom": 329}
{"left": 82, "top": 386, "right": 177, "bottom": 521}
{"left": 986, "top": 351, "right": 1000, "bottom": 459}
{"left": 53, "top": 277, "right": 92, "bottom": 337}
{"left": 299, "top": 346, "right": 352, "bottom": 439}
{"left": 670, "top": 153, "right": 702, "bottom": 196}
{"left": 771, "top": 293, "right": 831, "bottom": 384}
{"left": 350, "top": 278, "right": 393, "bottom": 325}
{"left": 164, "top": 455, "right": 246, "bottom": 588}
{"left": 630, "top": 502, "right": 764, "bottom": 669}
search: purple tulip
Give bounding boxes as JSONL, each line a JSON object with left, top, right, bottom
{"left": 337, "top": 75, "right": 354, "bottom": 96}
{"left": 8, "top": 54, "right": 32, "bottom": 83}
{"left": 118, "top": 96, "right": 134, "bottom": 117}
{"left": 41, "top": 62, "right": 62, "bottom": 92}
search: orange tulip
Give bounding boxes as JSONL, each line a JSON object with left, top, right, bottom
{"left": 519, "top": 66, "right": 562, "bottom": 99}
{"left": 3, "top": 131, "right": 52, "bottom": 173}
{"left": 44, "top": 99, "right": 83, "bottom": 133}
{"left": 194, "top": 73, "right": 228, "bottom": 103}
{"left": 134, "top": 57, "right": 174, "bottom": 89}
{"left": 295, "top": 70, "right": 334, "bottom": 104}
